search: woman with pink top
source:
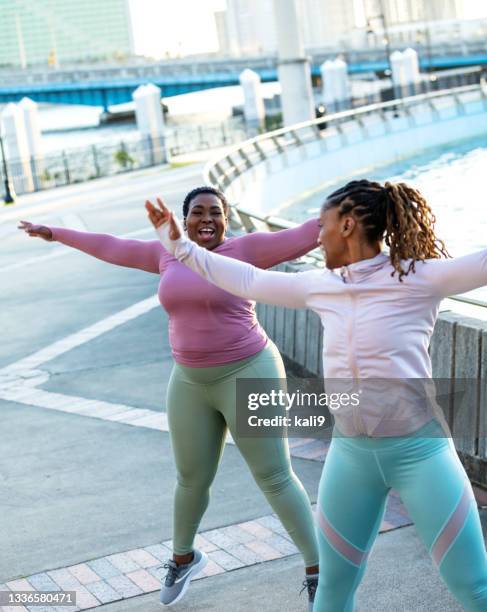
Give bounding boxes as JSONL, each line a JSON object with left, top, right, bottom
{"left": 149, "top": 180, "right": 487, "bottom": 611}
{"left": 19, "top": 186, "right": 320, "bottom": 610}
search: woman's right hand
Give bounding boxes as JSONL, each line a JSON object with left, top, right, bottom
{"left": 145, "top": 198, "right": 181, "bottom": 241}
{"left": 18, "top": 220, "right": 54, "bottom": 241}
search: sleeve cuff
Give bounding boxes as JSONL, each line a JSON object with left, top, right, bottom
{"left": 47, "top": 226, "right": 60, "bottom": 242}
{"left": 155, "top": 223, "right": 186, "bottom": 257}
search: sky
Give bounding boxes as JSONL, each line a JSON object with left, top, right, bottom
{"left": 463, "top": 0, "right": 487, "bottom": 19}
{"left": 129, "top": 0, "right": 487, "bottom": 59}
{"left": 129, "top": 0, "right": 226, "bottom": 58}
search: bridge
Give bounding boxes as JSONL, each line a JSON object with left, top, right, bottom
{"left": 0, "top": 44, "right": 486, "bottom": 111}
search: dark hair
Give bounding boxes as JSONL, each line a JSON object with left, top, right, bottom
{"left": 182, "top": 186, "right": 229, "bottom": 218}
{"left": 323, "top": 179, "right": 450, "bottom": 280}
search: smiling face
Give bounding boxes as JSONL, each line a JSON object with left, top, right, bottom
{"left": 184, "top": 193, "right": 228, "bottom": 250}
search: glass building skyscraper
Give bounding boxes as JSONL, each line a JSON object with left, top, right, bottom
{"left": 0, "top": 0, "right": 134, "bottom": 68}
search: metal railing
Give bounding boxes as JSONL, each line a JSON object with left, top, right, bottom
{"left": 0, "top": 119, "right": 246, "bottom": 195}
{"left": 204, "top": 83, "right": 486, "bottom": 190}
{"left": 204, "top": 83, "right": 487, "bottom": 308}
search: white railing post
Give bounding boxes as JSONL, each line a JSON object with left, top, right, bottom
{"left": 19, "top": 97, "right": 44, "bottom": 190}
{"left": 239, "top": 69, "right": 266, "bottom": 136}
{"left": 403, "top": 48, "right": 421, "bottom": 96}
{"left": 0, "top": 102, "right": 34, "bottom": 194}
{"left": 132, "top": 83, "right": 167, "bottom": 165}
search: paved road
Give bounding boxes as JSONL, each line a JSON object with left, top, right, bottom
{"left": 0, "top": 165, "right": 484, "bottom": 611}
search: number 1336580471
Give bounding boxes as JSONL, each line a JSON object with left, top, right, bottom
{"left": 0, "top": 590, "right": 76, "bottom": 606}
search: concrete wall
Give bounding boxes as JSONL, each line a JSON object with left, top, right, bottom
{"left": 255, "top": 263, "right": 487, "bottom": 487}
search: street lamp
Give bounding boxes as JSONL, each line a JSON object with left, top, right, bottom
{"left": 0, "top": 134, "right": 16, "bottom": 204}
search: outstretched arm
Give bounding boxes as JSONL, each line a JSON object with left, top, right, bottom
{"left": 145, "top": 200, "right": 314, "bottom": 309}
{"left": 422, "top": 249, "right": 487, "bottom": 297}
{"left": 236, "top": 218, "right": 320, "bottom": 268}
{"left": 18, "top": 221, "right": 163, "bottom": 274}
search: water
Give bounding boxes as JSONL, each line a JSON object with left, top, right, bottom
{"left": 28, "top": 82, "right": 283, "bottom": 153}
{"left": 38, "top": 108, "right": 140, "bottom": 152}
{"left": 281, "top": 135, "right": 487, "bottom": 302}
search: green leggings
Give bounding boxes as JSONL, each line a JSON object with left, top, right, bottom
{"left": 166, "top": 341, "right": 319, "bottom": 567}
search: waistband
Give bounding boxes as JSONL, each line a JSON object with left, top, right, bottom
{"left": 172, "top": 339, "right": 279, "bottom": 385}
{"left": 333, "top": 418, "right": 448, "bottom": 449}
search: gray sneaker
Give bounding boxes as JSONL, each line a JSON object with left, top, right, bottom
{"left": 159, "top": 549, "right": 208, "bottom": 606}
{"left": 301, "top": 575, "right": 319, "bottom": 611}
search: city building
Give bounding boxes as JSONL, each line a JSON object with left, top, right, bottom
{"left": 361, "top": 0, "right": 477, "bottom": 47}
{"left": 298, "top": 0, "right": 358, "bottom": 49}
{"left": 216, "top": 0, "right": 477, "bottom": 57}
{"left": 0, "top": 0, "right": 134, "bottom": 68}
{"left": 217, "top": 0, "right": 359, "bottom": 56}
{"left": 214, "top": 10, "right": 231, "bottom": 56}
{"left": 224, "top": 0, "right": 278, "bottom": 56}
{"left": 363, "top": 0, "right": 463, "bottom": 25}
{"left": 422, "top": 0, "right": 462, "bottom": 21}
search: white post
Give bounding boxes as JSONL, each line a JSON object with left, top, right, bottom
{"left": 239, "top": 69, "right": 266, "bottom": 135}
{"left": 132, "top": 83, "right": 166, "bottom": 165}
{"left": 334, "top": 58, "right": 351, "bottom": 111}
{"left": 19, "top": 97, "right": 44, "bottom": 189}
{"left": 321, "top": 60, "right": 339, "bottom": 113}
{"left": 1, "top": 103, "right": 34, "bottom": 194}
{"left": 273, "top": 0, "right": 315, "bottom": 126}
{"left": 321, "top": 58, "right": 351, "bottom": 113}
{"left": 389, "top": 50, "right": 406, "bottom": 99}
{"left": 402, "top": 48, "right": 421, "bottom": 96}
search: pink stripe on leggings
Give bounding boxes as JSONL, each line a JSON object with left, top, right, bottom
{"left": 318, "top": 507, "right": 369, "bottom": 567}
{"left": 431, "top": 482, "right": 472, "bottom": 567}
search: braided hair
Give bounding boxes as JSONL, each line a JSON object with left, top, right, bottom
{"left": 323, "top": 179, "right": 450, "bottom": 280}
{"left": 182, "top": 186, "right": 229, "bottom": 218}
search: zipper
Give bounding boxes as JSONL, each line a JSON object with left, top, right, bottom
{"left": 348, "top": 291, "right": 364, "bottom": 435}
{"left": 342, "top": 266, "right": 366, "bottom": 435}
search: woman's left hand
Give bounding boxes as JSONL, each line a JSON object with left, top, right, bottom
{"left": 145, "top": 198, "right": 181, "bottom": 240}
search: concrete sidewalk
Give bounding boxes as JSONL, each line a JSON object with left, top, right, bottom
{"left": 33, "top": 523, "right": 479, "bottom": 612}
{"left": 91, "top": 525, "right": 470, "bottom": 611}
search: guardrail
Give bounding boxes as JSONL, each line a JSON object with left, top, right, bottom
{"left": 204, "top": 83, "right": 486, "bottom": 190}
{"left": 0, "top": 118, "right": 246, "bottom": 196}
{"left": 204, "top": 83, "right": 487, "bottom": 307}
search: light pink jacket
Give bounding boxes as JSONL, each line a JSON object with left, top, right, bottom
{"left": 156, "top": 222, "right": 487, "bottom": 436}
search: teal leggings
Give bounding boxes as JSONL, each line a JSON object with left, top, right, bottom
{"left": 166, "top": 341, "right": 319, "bottom": 566}
{"left": 315, "top": 420, "right": 487, "bottom": 611}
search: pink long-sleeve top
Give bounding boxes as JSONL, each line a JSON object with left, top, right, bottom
{"left": 49, "top": 220, "right": 320, "bottom": 367}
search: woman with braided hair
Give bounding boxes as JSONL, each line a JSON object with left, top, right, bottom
{"left": 149, "top": 179, "right": 487, "bottom": 611}
{"left": 19, "top": 185, "right": 321, "bottom": 610}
